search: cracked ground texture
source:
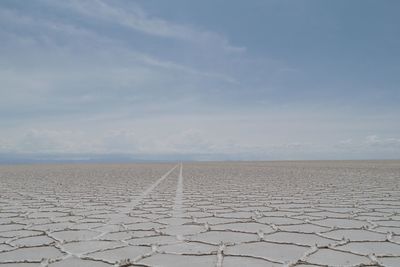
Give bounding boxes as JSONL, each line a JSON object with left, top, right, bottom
{"left": 0, "top": 161, "right": 399, "bottom": 267}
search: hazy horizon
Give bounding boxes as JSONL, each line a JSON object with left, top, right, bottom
{"left": 1, "top": 0, "right": 399, "bottom": 161}
{"left": 1, "top": 153, "right": 399, "bottom": 164}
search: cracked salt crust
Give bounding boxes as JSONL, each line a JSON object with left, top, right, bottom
{"left": 0, "top": 161, "right": 399, "bottom": 266}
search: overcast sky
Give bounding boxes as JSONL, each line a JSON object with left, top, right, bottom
{"left": 0, "top": 0, "right": 399, "bottom": 160}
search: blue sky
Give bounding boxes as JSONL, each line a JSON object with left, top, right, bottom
{"left": 0, "top": 0, "right": 399, "bottom": 160}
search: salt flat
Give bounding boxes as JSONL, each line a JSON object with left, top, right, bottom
{"left": 0, "top": 161, "right": 399, "bottom": 266}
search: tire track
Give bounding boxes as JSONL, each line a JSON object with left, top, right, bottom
{"left": 172, "top": 163, "right": 184, "bottom": 220}
{"left": 93, "top": 164, "right": 178, "bottom": 241}
{"left": 119, "top": 164, "right": 179, "bottom": 213}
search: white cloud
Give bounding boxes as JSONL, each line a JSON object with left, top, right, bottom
{"left": 338, "top": 139, "right": 353, "bottom": 146}
{"left": 0, "top": 6, "right": 236, "bottom": 82}
{"left": 18, "top": 129, "right": 85, "bottom": 153}
{"left": 365, "top": 135, "right": 400, "bottom": 147}
{"left": 0, "top": 138, "right": 13, "bottom": 152}
{"left": 336, "top": 135, "right": 400, "bottom": 151}
{"left": 100, "top": 130, "right": 140, "bottom": 153}
{"left": 45, "top": 0, "right": 245, "bottom": 53}
{"left": 2, "top": 123, "right": 399, "bottom": 160}
{"left": 2, "top": 127, "right": 249, "bottom": 155}
{"left": 1, "top": 2, "right": 399, "bottom": 160}
{"left": 0, "top": 3, "right": 239, "bottom": 116}
{"left": 165, "top": 129, "right": 214, "bottom": 153}
{"left": 13, "top": 129, "right": 141, "bottom": 154}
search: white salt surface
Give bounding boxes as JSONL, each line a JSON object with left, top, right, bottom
{"left": 0, "top": 160, "right": 399, "bottom": 266}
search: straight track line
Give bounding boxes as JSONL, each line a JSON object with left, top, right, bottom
{"left": 120, "top": 164, "right": 178, "bottom": 213}
{"left": 172, "top": 163, "right": 184, "bottom": 220}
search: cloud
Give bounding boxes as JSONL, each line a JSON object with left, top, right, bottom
{"left": 0, "top": 1, "right": 399, "bottom": 160}
{"left": 2, "top": 125, "right": 400, "bottom": 160}
{"left": 43, "top": 0, "right": 245, "bottom": 53}
{"left": 0, "top": 5, "right": 238, "bottom": 81}
{"left": 0, "top": 2, "right": 241, "bottom": 122}
{"left": 165, "top": 129, "right": 214, "bottom": 153}
{"left": 336, "top": 135, "right": 400, "bottom": 151}
{"left": 365, "top": 135, "right": 400, "bottom": 147}
{"left": 0, "top": 138, "right": 13, "bottom": 152}
{"left": 1, "top": 127, "right": 253, "bottom": 156}
{"left": 100, "top": 130, "right": 140, "bottom": 153}
{"left": 13, "top": 129, "right": 142, "bottom": 154}
{"left": 18, "top": 129, "right": 84, "bottom": 153}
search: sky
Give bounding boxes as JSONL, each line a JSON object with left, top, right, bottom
{"left": 0, "top": 0, "right": 399, "bottom": 161}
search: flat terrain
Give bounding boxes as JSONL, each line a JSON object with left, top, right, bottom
{"left": 0, "top": 161, "right": 399, "bottom": 267}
